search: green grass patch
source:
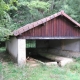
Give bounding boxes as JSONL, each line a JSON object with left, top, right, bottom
{"left": 0, "top": 62, "right": 3, "bottom": 79}
{"left": 0, "top": 62, "right": 2, "bottom": 73}
{"left": 0, "top": 47, "right": 6, "bottom": 53}
{"left": 2, "top": 62, "right": 80, "bottom": 80}
{"left": 1, "top": 50, "right": 80, "bottom": 80}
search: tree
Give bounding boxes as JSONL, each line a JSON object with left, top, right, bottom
{"left": 12, "top": 0, "right": 51, "bottom": 29}
{"left": 0, "top": 0, "right": 12, "bottom": 41}
{"left": 0, "top": 0, "right": 18, "bottom": 30}
{"left": 61, "top": 0, "right": 80, "bottom": 22}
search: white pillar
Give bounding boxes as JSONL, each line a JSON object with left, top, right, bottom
{"left": 6, "top": 37, "right": 18, "bottom": 62}
{"left": 18, "top": 39, "right": 26, "bottom": 65}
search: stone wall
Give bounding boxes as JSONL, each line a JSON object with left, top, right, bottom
{"left": 62, "top": 39, "right": 80, "bottom": 52}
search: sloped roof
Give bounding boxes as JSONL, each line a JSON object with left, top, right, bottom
{"left": 13, "top": 10, "right": 80, "bottom": 36}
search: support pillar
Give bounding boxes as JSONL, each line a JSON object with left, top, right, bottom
{"left": 18, "top": 39, "right": 26, "bottom": 65}
{"left": 6, "top": 37, "right": 26, "bottom": 65}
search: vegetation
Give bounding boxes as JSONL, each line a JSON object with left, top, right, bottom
{"left": 2, "top": 63, "right": 80, "bottom": 80}
{"left": 0, "top": 0, "right": 80, "bottom": 41}
{"left": 0, "top": 48, "right": 80, "bottom": 80}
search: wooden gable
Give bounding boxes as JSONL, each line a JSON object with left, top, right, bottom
{"left": 13, "top": 11, "right": 80, "bottom": 39}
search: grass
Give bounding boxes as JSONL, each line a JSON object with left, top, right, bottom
{"left": 2, "top": 63, "right": 80, "bottom": 80}
{"left": 0, "top": 47, "right": 80, "bottom": 80}
{"left": 0, "top": 47, "right": 6, "bottom": 53}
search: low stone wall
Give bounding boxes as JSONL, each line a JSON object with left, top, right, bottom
{"left": 38, "top": 49, "right": 80, "bottom": 58}
{"left": 49, "top": 49, "right": 80, "bottom": 58}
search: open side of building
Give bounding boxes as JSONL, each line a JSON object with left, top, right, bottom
{"left": 6, "top": 10, "right": 80, "bottom": 65}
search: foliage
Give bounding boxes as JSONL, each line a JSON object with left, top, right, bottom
{"left": 12, "top": 0, "right": 51, "bottom": 29}
{"left": 0, "top": 0, "right": 18, "bottom": 41}
{"left": 61, "top": 0, "right": 80, "bottom": 22}
{"left": 0, "top": 0, "right": 12, "bottom": 41}
{"left": 27, "top": 1, "right": 50, "bottom": 12}
{"left": 0, "top": 0, "right": 80, "bottom": 41}
{"left": 0, "top": 27, "right": 12, "bottom": 41}
{"left": 0, "top": 0, "right": 9, "bottom": 15}
{"left": 27, "top": 0, "right": 50, "bottom": 19}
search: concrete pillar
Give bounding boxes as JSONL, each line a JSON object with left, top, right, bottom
{"left": 6, "top": 37, "right": 18, "bottom": 62}
{"left": 18, "top": 39, "right": 26, "bottom": 65}
{"left": 6, "top": 37, "right": 26, "bottom": 65}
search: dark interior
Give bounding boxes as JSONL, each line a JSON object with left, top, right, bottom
{"left": 26, "top": 39, "right": 61, "bottom": 62}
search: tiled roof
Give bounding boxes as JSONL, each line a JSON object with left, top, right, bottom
{"left": 13, "top": 10, "right": 80, "bottom": 36}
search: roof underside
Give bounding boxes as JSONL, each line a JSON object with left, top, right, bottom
{"left": 13, "top": 10, "right": 80, "bottom": 36}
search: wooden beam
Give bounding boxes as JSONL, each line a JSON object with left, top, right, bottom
{"left": 17, "top": 36, "right": 80, "bottom": 39}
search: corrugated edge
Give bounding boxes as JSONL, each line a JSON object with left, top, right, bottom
{"left": 13, "top": 10, "right": 80, "bottom": 36}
